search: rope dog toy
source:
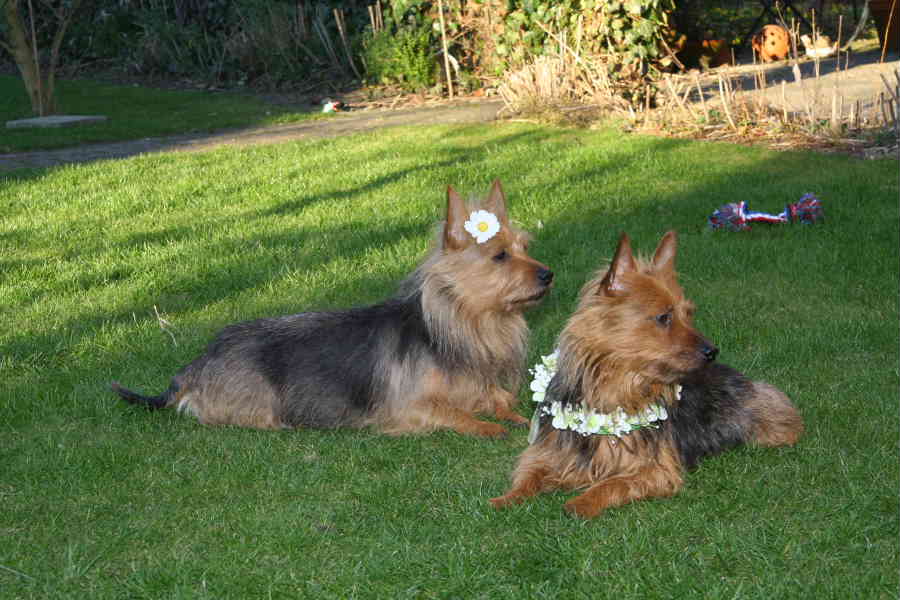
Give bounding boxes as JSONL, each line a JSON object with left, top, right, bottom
{"left": 709, "top": 194, "right": 824, "bottom": 231}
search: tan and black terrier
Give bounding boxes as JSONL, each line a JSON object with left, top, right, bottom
{"left": 113, "top": 180, "right": 553, "bottom": 437}
{"left": 491, "top": 230, "right": 802, "bottom": 517}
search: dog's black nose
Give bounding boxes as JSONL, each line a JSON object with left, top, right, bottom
{"left": 537, "top": 268, "right": 554, "bottom": 286}
{"left": 701, "top": 342, "right": 719, "bottom": 362}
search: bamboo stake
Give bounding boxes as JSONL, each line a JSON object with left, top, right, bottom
{"left": 880, "top": 74, "right": 900, "bottom": 101}
{"left": 665, "top": 75, "right": 695, "bottom": 119}
{"left": 881, "top": 0, "right": 897, "bottom": 63}
{"left": 780, "top": 80, "right": 788, "bottom": 122}
{"left": 313, "top": 16, "right": 342, "bottom": 73}
{"left": 830, "top": 87, "right": 840, "bottom": 133}
{"left": 836, "top": 15, "right": 843, "bottom": 74}
{"left": 718, "top": 76, "right": 737, "bottom": 131}
{"left": 437, "top": 0, "right": 454, "bottom": 99}
{"left": 694, "top": 73, "right": 709, "bottom": 121}
{"left": 334, "top": 9, "right": 361, "bottom": 79}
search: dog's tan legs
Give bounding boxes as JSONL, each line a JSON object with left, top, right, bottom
{"left": 563, "top": 464, "right": 683, "bottom": 519}
{"left": 490, "top": 467, "right": 552, "bottom": 508}
{"left": 490, "top": 387, "right": 529, "bottom": 427}
{"left": 432, "top": 403, "right": 509, "bottom": 438}
{"left": 392, "top": 369, "right": 509, "bottom": 438}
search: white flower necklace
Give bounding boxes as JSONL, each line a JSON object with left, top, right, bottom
{"left": 527, "top": 349, "right": 677, "bottom": 443}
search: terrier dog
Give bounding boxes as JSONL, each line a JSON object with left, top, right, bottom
{"left": 491, "top": 231, "right": 802, "bottom": 517}
{"left": 112, "top": 180, "right": 553, "bottom": 437}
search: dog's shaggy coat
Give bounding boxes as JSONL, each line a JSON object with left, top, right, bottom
{"left": 113, "top": 180, "right": 553, "bottom": 437}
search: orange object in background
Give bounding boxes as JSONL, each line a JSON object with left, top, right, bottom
{"left": 752, "top": 24, "right": 791, "bottom": 62}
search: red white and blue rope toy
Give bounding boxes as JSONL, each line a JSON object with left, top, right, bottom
{"left": 708, "top": 194, "right": 824, "bottom": 231}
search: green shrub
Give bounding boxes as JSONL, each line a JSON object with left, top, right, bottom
{"left": 362, "top": 26, "right": 436, "bottom": 91}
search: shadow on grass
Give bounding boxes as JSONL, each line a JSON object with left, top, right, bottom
{"left": 3, "top": 126, "right": 588, "bottom": 394}
{"left": 2, "top": 124, "right": 897, "bottom": 430}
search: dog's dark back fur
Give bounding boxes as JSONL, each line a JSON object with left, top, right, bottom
{"left": 534, "top": 361, "right": 759, "bottom": 472}
{"left": 113, "top": 180, "right": 553, "bottom": 436}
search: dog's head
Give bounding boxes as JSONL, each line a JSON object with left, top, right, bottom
{"left": 430, "top": 179, "right": 553, "bottom": 314}
{"left": 567, "top": 230, "right": 717, "bottom": 384}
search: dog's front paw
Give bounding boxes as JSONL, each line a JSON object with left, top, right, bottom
{"left": 489, "top": 494, "right": 523, "bottom": 509}
{"left": 563, "top": 496, "right": 604, "bottom": 519}
{"left": 501, "top": 412, "right": 529, "bottom": 428}
{"left": 473, "top": 421, "right": 509, "bottom": 439}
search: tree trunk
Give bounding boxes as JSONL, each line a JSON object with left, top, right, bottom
{"left": 2, "top": 0, "right": 57, "bottom": 115}
{"left": 1, "top": 0, "right": 69, "bottom": 116}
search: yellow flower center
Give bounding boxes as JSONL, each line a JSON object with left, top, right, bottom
{"left": 478, "top": 222, "right": 489, "bottom": 232}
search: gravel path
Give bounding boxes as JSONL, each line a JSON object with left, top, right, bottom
{"left": 0, "top": 100, "right": 503, "bottom": 172}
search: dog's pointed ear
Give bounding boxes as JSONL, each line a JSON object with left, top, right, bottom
{"left": 600, "top": 233, "right": 635, "bottom": 295}
{"left": 651, "top": 230, "right": 678, "bottom": 274}
{"left": 483, "top": 179, "right": 509, "bottom": 224}
{"left": 443, "top": 185, "right": 471, "bottom": 251}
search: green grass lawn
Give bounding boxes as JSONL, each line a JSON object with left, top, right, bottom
{"left": 1, "top": 123, "right": 897, "bottom": 599}
{"left": 0, "top": 75, "right": 319, "bottom": 153}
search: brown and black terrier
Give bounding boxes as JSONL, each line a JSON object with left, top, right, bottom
{"left": 113, "top": 180, "right": 553, "bottom": 437}
{"left": 491, "top": 230, "right": 802, "bottom": 518}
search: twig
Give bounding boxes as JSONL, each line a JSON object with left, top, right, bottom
{"left": 153, "top": 305, "right": 177, "bottom": 347}
{"left": 880, "top": 74, "right": 899, "bottom": 101}
{"left": 0, "top": 564, "right": 35, "bottom": 581}
{"left": 659, "top": 36, "right": 685, "bottom": 71}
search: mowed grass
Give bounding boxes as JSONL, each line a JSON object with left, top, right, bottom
{"left": 0, "top": 75, "right": 318, "bottom": 153}
{"left": 1, "top": 123, "right": 897, "bottom": 599}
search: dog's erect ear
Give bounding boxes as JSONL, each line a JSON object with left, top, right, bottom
{"left": 443, "top": 185, "right": 471, "bottom": 251}
{"left": 483, "top": 179, "right": 509, "bottom": 224}
{"left": 651, "top": 230, "right": 678, "bottom": 274}
{"left": 600, "top": 233, "right": 636, "bottom": 295}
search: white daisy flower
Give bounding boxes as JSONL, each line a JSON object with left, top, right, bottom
{"left": 583, "top": 411, "right": 604, "bottom": 433}
{"left": 563, "top": 408, "right": 582, "bottom": 430}
{"left": 463, "top": 210, "right": 501, "bottom": 244}
{"left": 551, "top": 402, "right": 567, "bottom": 430}
{"left": 540, "top": 349, "right": 559, "bottom": 372}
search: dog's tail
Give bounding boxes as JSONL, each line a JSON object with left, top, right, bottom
{"left": 111, "top": 382, "right": 168, "bottom": 410}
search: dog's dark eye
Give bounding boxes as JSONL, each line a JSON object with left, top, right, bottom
{"left": 493, "top": 250, "right": 509, "bottom": 262}
{"left": 655, "top": 312, "right": 672, "bottom": 327}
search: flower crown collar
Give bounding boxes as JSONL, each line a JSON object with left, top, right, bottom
{"left": 527, "top": 349, "right": 677, "bottom": 443}
{"left": 463, "top": 210, "right": 501, "bottom": 244}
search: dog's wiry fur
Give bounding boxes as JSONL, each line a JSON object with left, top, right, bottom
{"left": 490, "top": 230, "right": 803, "bottom": 518}
{"left": 112, "top": 180, "right": 553, "bottom": 437}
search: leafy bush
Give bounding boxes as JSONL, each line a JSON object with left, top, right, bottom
{"left": 362, "top": 26, "right": 436, "bottom": 91}
{"left": 483, "top": 0, "right": 675, "bottom": 104}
